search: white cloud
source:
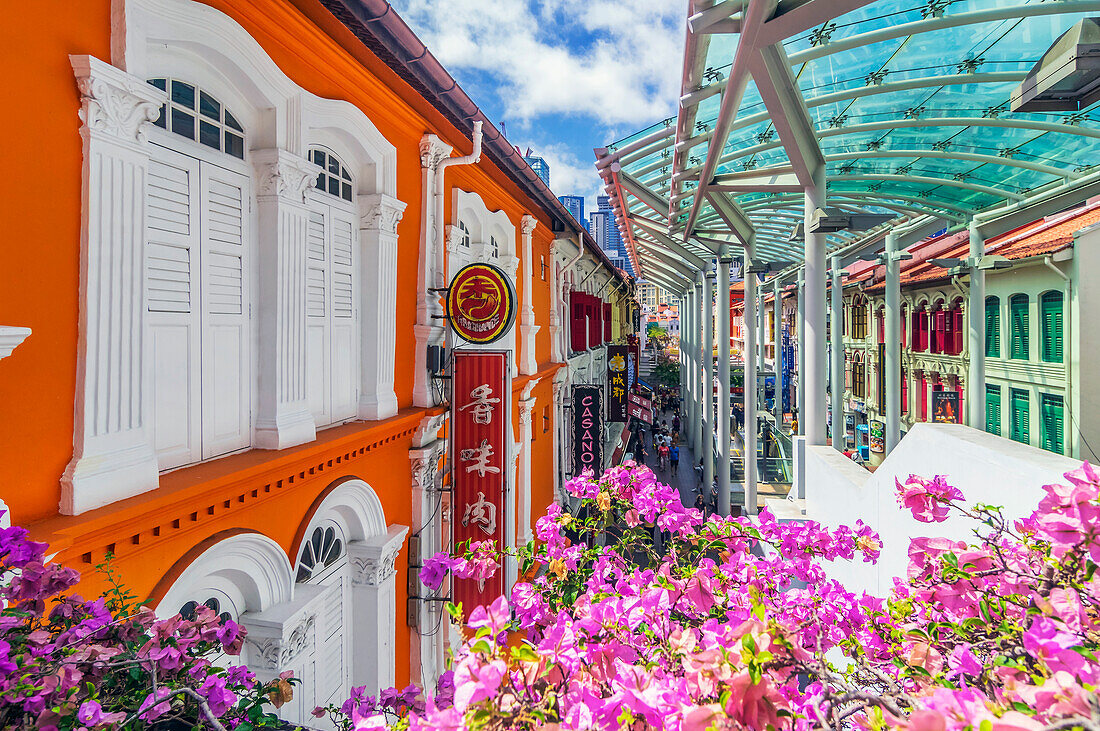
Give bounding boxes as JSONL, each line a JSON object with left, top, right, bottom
{"left": 391, "top": 0, "right": 687, "bottom": 126}
{"left": 513, "top": 138, "right": 605, "bottom": 211}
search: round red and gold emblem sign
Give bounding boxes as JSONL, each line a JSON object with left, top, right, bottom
{"left": 446, "top": 263, "right": 517, "bottom": 344}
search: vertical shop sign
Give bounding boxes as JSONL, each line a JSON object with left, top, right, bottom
{"left": 572, "top": 385, "right": 603, "bottom": 476}
{"left": 451, "top": 350, "right": 508, "bottom": 609}
{"left": 607, "top": 346, "right": 629, "bottom": 422}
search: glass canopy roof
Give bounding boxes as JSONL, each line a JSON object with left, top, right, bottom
{"left": 599, "top": 0, "right": 1100, "bottom": 293}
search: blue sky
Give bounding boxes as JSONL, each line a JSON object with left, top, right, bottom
{"left": 390, "top": 0, "right": 687, "bottom": 216}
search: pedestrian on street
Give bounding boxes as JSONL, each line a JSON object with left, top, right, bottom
{"left": 670, "top": 444, "right": 680, "bottom": 471}
{"left": 695, "top": 458, "right": 704, "bottom": 484}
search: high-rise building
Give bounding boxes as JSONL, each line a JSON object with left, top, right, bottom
{"left": 558, "top": 195, "right": 584, "bottom": 226}
{"left": 525, "top": 155, "right": 550, "bottom": 186}
{"left": 590, "top": 196, "right": 635, "bottom": 277}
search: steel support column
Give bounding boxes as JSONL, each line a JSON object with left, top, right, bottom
{"left": 773, "top": 278, "right": 784, "bottom": 429}
{"left": 693, "top": 275, "right": 704, "bottom": 457}
{"left": 743, "top": 248, "right": 758, "bottom": 515}
{"left": 757, "top": 284, "right": 767, "bottom": 371}
{"left": 967, "top": 219, "right": 986, "bottom": 429}
{"left": 718, "top": 252, "right": 732, "bottom": 515}
{"left": 830, "top": 256, "right": 845, "bottom": 452}
{"left": 804, "top": 169, "right": 827, "bottom": 445}
{"left": 797, "top": 270, "right": 805, "bottom": 434}
{"left": 683, "top": 290, "right": 694, "bottom": 449}
{"left": 885, "top": 232, "right": 902, "bottom": 453}
{"left": 703, "top": 269, "right": 715, "bottom": 490}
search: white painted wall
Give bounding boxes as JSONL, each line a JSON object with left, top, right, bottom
{"left": 804, "top": 423, "right": 1080, "bottom": 597}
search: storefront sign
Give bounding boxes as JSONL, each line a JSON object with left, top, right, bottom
{"left": 451, "top": 350, "right": 508, "bottom": 609}
{"left": 607, "top": 346, "right": 629, "bottom": 422}
{"left": 446, "top": 263, "right": 516, "bottom": 344}
{"left": 869, "top": 420, "right": 885, "bottom": 453}
{"left": 628, "top": 392, "right": 652, "bottom": 413}
{"left": 572, "top": 385, "right": 603, "bottom": 476}
{"left": 932, "top": 390, "right": 960, "bottom": 424}
{"left": 627, "top": 401, "right": 653, "bottom": 424}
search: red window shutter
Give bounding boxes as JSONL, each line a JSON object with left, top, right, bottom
{"left": 588, "top": 295, "right": 599, "bottom": 348}
{"left": 920, "top": 312, "right": 929, "bottom": 351}
{"left": 919, "top": 377, "right": 928, "bottom": 420}
{"left": 901, "top": 310, "right": 907, "bottom": 347}
{"left": 603, "top": 302, "right": 612, "bottom": 341}
{"left": 953, "top": 309, "right": 963, "bottom": 355}
{"left": 570, "top": 292, "right": 585, "bottom": 352}
{"left": 902, "top": 370, "right": 908, "bottom": 413}
{"left": 877, "top": 312, "right": 885, "bottom": 344}
{"left": 932, "top": 311, "right": 945, "bottom": 353}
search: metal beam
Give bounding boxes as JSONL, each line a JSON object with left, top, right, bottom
{"left": 789, "top": 1, "right": 1100, "bottom": 66}
{"left": 829, "top": 174, "right": 1025, "bottom": 201}
{"left": 619, "top": 170, "right": 672, "bottom": 217}
{"left": 748, "top": 45, "right": 825, "bottom": 187}
{"left": 705, "top": 190, "right": 758, "bottom": 246}
{"left": 975, "top": 169, "right": 1100, "bottom": 240}
{"left": 684, "top": 0, "right": 777, "bottom": 240}
{"left": 631, "top": 216, "right": 711, "bottom": 266}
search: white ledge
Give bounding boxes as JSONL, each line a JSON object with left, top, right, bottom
{"left": 0, "top": 326, "right": 31, "bottom": 360}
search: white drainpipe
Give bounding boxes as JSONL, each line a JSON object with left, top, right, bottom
{"left": 434, "top": 121, "right": 483, "bottom": 289}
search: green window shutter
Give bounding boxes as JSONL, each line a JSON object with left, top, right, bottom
{"left": 1041, "top": 394, "right": 1065, "bottom": 455}
{"left": 1010, "top": 388, "right": 1030, "bottom": 444}
{"left": 1010, "top": 295, "right": 1029, "bottom": 360}
{"left": 985, "top": 297, "right": 1000, "bottom": 358}
{"left": 1040, "top": 291, "right": 1063, "bottom": 363}
{"left": 985, "top": 385, "right": 1001, "bottom": 436}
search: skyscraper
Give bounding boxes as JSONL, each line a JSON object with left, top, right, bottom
{"left": 558, "top": 195, "right": 584, "bottom": 226}
{"left": 525, "top": 155, "right": 550, "bottom": 186}
{"left": 590, "top": 196, "right": 635, "bottom": 277}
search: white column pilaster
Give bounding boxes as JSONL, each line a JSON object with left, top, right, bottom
{"left": 717, "top": 253, "right": 732, "bottom": 515}
{"left": 692, "top": 279, "right": 704, "bottom": 455}
{"left": 804, "top": 170, "right": 827, "bottom": 446}
{"left": 413, "top": 136, "right": 453, "bottom": 408}
{"left": 253, "top": 149, "right": 318, "bottom": 450}
{"left": 743, "top": 249, "right": 758, "bottom": 515}
{"left": 885, "top": 233, "right": 902, "bottom": 452}
{"left": 519, "top": 215, "right": 540, "bottom": 375}
{"left": 797, "top": 270, "right": 805, "bottom": 433}
{"left": 967, "top": 220, "right": 986, "bottom": 429}
{"left": 62, "top": 56, "right": 164, "bottom": 515}
{"left": 830, "top": 256, "right": 846, "bottom": 452}
{"left": 773, "top": 278, "right": 784, "bottom": 428}
{"left": 702, "top": 270, "right": 715, "bottom": 489}
{"left": 348, "top": 525, "right": 409, "bottom": 694}
{"left": 359, "top": 193, "right": 407, "bottom": 419}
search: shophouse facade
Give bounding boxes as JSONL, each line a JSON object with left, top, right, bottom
{"left": 0, "top": 0, "right": 627, "bottom": 724}
{"left": 837, "top": 202, "right": 1100, "bottom": 463}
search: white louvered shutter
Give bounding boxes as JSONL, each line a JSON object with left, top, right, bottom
{"left": 315, "top": 568, "right": 349, "bottom": 707}
{"left": 329, "top": 211, "right": 358, "bottom": 421}
{"left": 200, "top": 163, "right": 251, "bottom": 459}
{"left": 306, "top": 209, "right": 331, "bottom": 425}
{"left": 147, "top": 147, "right": 202, "bottom": 469}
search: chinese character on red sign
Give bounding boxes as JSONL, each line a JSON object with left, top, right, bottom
{"left": 451, "top": 351, "right": 508, "bottom": 609}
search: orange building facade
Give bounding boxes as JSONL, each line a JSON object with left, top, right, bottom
{"left": 0, "top": 0, "right": 630, "bottom": 723}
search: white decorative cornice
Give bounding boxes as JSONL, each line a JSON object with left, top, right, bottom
{"left": 70, "top": 56, "right": 163, "bottom": 145}
{"left": 0, "top": 327, "right": 31, "bottom": 361}
{"left": 521, "top": 214, "right": 538, "bottom": 236}
{"left": 360, "top": 193, "right": 407, "bottom": 235}
{"left": 420, "top": 134, "right": 452, "bottom": 169}
{"left": 246, "top": 614, "right": 315, "bottom": 670}
{"left": 349, "top": 525, "right": 409, "bottom": 588}
{"left": 445, "top": 224, "right": 464, "bottom": 254}
{"left": 253, "top": 149, "right": 318, "bottom": 203}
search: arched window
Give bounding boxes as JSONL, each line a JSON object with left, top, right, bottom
{"left": 1010, "top": 294, "right": 1030, "bottom": 360}
{"left": 148, "top": 78, "right": 245, "bottom": 158}
{"left": 1040, "top": 290, "right": 1063, "bottom": 363}
{"left": 295, "top": 524, "right": 345, "bottom": 584}
{"left": 985, "top": 296, "right": 1000, "bottom": 358}
{"left": 490, "top": 235, "right": 499, "bottom": 258}
{"left": 458, "top": 221, "right": 471, "bottom": 248}
{"left": 308, "top": 147, "right": 353, "bottom": 202}
{"left": 179, "top": 596, "right": 233, "bottom": 625}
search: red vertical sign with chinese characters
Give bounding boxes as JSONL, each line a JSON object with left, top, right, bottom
{"left": 451, "top": 350, "right": 508, "bottom": 610}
